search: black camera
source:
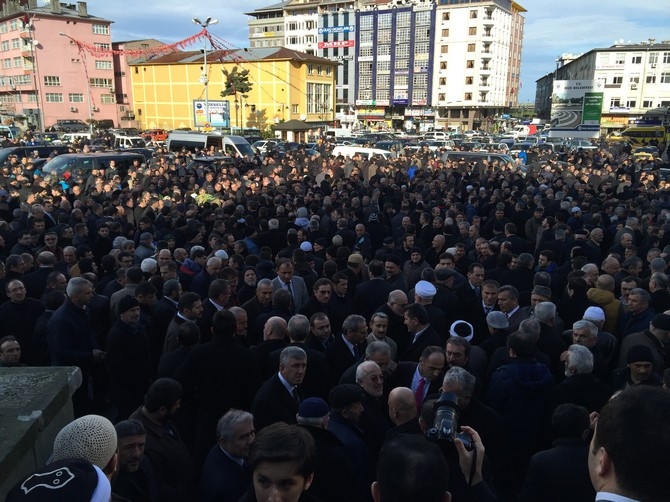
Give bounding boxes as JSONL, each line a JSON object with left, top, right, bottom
{"left": 425, "top": 391, "right": 474, "bottom": 450}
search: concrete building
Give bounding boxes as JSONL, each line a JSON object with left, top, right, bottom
{"left": 0, "top": 0, "right": 114, "bottom": 132}
{"left": 129, "top": 47, "right": 337, "bottom": 132}
{"left": 535, "top": 40, "right": 670, "bottom": 134}
{"left": 433, "top": 0, "right": 525, "bottom": 131}
{"left": 112, "top": 39, "right": 167, "bottom": 130}
{"left": 246, "top": 1, "right": 287, "bottom": 50}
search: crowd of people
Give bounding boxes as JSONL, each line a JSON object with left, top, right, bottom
{"left": 3, "top": 133, "right": 670, "bottom": 502}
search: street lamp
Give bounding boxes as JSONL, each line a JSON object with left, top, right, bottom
{"left": 192, "top": 17, "right": 218, "bottom": 129}
{"left": 59, "top": 32, "right": 94, "bottom": 135}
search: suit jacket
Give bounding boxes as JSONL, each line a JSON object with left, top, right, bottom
{"left": 462, "top": 298, "right": 498, "bottom": 345}
{"left": 22, "top": 266, "right": 54, "bottom": 300}
{"left": 387, "top": 362, "right": 442, "bottom": 396}
{"left": 197, "top": 298, "right": 222, "bottom": 344}
{"left": 271, "top": 276, "right": 309, "bottom": 314}
{"left": 518, "top": 438, "right": 595, "bottom": 502}
{"left": 505, "top": 307, "right": 530, "bottom": 333}
{"left": 199, "top": 444, "right": 251, "bottom": 502}
{"left": 354, "top": 278, "right": 393, "bottom": 321}
{"left": 251, "top": 373, "right": 301, "bottom": 430}
{"left": 267, "top": 342, "right": 331, "bottom": 399}
{"left": 326, "top": 334, "right": 366, "bottom": 384}
{"left": 399, "top": 325, "right": 442, "bottom": 362}
{"left": 454, "top": 281, "right": 479, "bottom": 302}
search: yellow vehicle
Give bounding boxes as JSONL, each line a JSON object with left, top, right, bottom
{"left": 621, "top": 125, "right": 666, "bottom": 146}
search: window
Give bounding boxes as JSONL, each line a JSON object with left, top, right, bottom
{"left": 663, "top": 52, "right": 670, "bottom": 64}
{"left": 377, "top": 60, "right": 390, "bottom": 73}
{"left": 307, "top": 64, "right": 313, "bottom": 75}
{"left": 612, "top": 76, "right": 622, "bottom": 84}
{"left": 439, "top": 77, "right": 446, "bottom": 86}
{"left": 646, "top": 75, "right": 656, "bottom": 84}
{"left": 629, "top": 75, "right": 640, "bottom": 84}
{"left": 44, "top": 76, "right": 61, "bottom": 86}
{"left": 95, "top": 60, "right": 112, "bottom": 70}
{"left": 631, "top": 55, "right": 641, "bottom": 64}
{"left": 9, "top": 19, "right": 18, "bottom": 31}
{"left": 377, "top": 29, "right": 390, "bottom": 43}
{"left": 45, "top": 93, "right": 63, "bottom": 103}
{"left": 441, "top": 45, "right": 449, "bottom": 54}
{"left": 466, "top": 60, "right": 474, "bottom": 69}
{"left": 442, "top": 12, "right": 450, "bottom": 21}
{"left": 467, "top": 43, "right": 475, "bottom": 52}
{"left": 101, "top": 94, "right": 115, "bottom": 104}
{"left": 440, "top": 62, "right": 447, "bottom": 70}
{"left": 661, "top": 73, "right": 670, "bottom": 84}
{"left": 89, "top": 78, "right": 113, "bottom": 87}
{"left": 317, "top": 65, "right": 322, "bottom": 75}
{"left": 465, "top": 76, "right": 473, "bottom": 85}
{"left": 1, "top": 41, "right": 8, "bottom": 51}
{"left": 11, "top": 38, "right": 19, "bottom": 49}
{"left": 397, "top": 12, "right": 411, "bottom": 27}
{"left": 626, "top": 100, "right": 636, "bottom": 108}
{"left": 326, "top": 67, "right": 331, "bottom": 76}
{"left": 0, "top": 23, "right": 6, "bottom": 34}
{"left": 13, "top": 57, "right": 21, "bottom": 67}
{"left": 2, "top": 59, "right": 11, "bottom": 69}
{"left": 470, "top": 10, "right": 477, "bottom": 19}
{"left": 397, "top": 28, "right": 410, "bottom": 43}
{"left": 377, "top": 45, "right": 390, "bottom": 56}
{"left": 615, "top": 53, "right": 625, "bottom": 65}
{"left": 438, "top": 93, "right": 445, "bottom": 101}
{"left": 378, "top": 14, "right": 392, "bottom": 29}
{"left": 69, "top": 93, "right": 84, "bottom": 103}
{"left": 469, "top": 27, "right": 477, "bottom": 36}
{"left": 92, "top": 24, "right": 109, "bottom": 35}
{"left": 643, "top": 100, "right": 654, "bottom": 108}
{"left": 442, "top": 29, "right": 449, "bottom": 37}
{"left": 465, "top": 93, "right": 472, "bottom": 100}
{"left": 359, "top": 16, "right": 373, "bottom": 30}
{"left": 609, "top": 97, "right": 621, "bottom": 108}
{"left": 649, "top": 53, "right": 658, "bottom": 64}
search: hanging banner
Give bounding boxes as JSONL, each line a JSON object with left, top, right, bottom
{"left": 194, "top": 100, "right": 230, "bottom": 127}
{"left": 549, "top": 79, "right": 604, "bottom": 139}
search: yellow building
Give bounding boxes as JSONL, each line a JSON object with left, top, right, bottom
{"left": 128, "top": 47, "right": 337, "bottom": 134}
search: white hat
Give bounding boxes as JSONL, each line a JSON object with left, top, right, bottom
{"left": 571, "top": 206, "right": 582, "bottom": 213}
{"left": 300, "top": 241, "right": 313, "bottom": 252}
{"left": 52, "top": 415, "right": 118, "bottom": 470}
{"left": 583, "top": 306, "right": 605, "bottom": 323}
{"left": 449, "top": 320, "right": 474, "bottom": 342}
{"left": 215, "top": 250, "right": 229, "bottom": 260}
{"left": 415, "top": 280, "right": 436, "bottom": 299}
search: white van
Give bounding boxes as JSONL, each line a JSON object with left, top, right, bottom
{"left": 0, "top": 125, "right": 22, "bottom": 140}
{"left": 166, "top": 131, "right": 254, "bottom": 157}
{"left": 331, "top": 145, "right": 396, "bottom": 161}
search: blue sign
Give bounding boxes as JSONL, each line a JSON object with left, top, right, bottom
{"left": 318, "top": 25, "right": 355, "bottom": 34}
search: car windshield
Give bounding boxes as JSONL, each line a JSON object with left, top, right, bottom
{"left": 233, "top": 140, "right": 254, "bottom": 157}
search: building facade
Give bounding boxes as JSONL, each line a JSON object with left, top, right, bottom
{"left": 129, "top": 47, "right": 337, "bottom": 131}
{"left": 0, "top": 0, "right": 115, "bottom": 132}
{"left": 535, "top": 40, "right": 670, "bottom": 134}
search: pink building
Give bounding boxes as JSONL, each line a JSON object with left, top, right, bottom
{"left": 0, "top": 0, "right": 115, "bottom": 131}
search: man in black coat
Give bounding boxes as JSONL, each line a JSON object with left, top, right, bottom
{"left": 105, "top": 295, "right": 153, "bottom": 421}
{"left": 326, "top": 314, "right": 368, "bottom": 383}
{"left": 387, "top": 346, "right": 445, "bottom": 412}
{"left": 267, "top": 314, "right": 330, "bottom": 399}
{"left": 199, "top": 410, "right": 255, "bottom": 502}
{"left": 353, "top": 259, "right": 393, "bottom": 321}
{"left": 519, "top": 404, "right": 595, "bottom": 502}
{"left": 176, "top": 310, "right": 261, "bottom": 462}
{"left": 251, "top": 345, "right": 307, "bottom": 430}
{"left": 375, "top": 290, "right": 410, "bottom": 355}
{"left": 398, "top": 303, "right": 442, "bottom": 362}
{"left": 296, "top": 398, "right": 363, "bottom": 502}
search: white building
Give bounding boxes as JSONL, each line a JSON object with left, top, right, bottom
{"left": 535, "top": 40, "right": 670, "bottom": 133}
{"left": 432, "top": 0, "right": 525, "bottom": 131}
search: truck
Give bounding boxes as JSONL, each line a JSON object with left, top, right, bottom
{"left": 502, "top": 124, "right": 538, "bottom": 139}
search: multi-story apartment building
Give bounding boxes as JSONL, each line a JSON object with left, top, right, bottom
{"left": 129, "top": 47, "right": 337, "bottom": 132}
{"left": 535, "top": 40, "right": 670, "bottom": 134}
{"left": 248, "top": 0, "right": 524, "bottom": 132}
{"left": 355, "top": 1, "right": 436, "bottom": 131}
{"left": 0, "top": 0, "right": 115, "bottom": 132}
{"left": 432, "top": 0, "right": 525, "bottom": 131}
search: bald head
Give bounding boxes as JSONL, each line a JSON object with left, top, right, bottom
{"left": 596, "top": 274, "right": 615, "bottom": 292}
{"left": 388, "top": 387, "right": 417, "bottom": 425}
{"left": 263, "top": 316, "right": 287, "bottom": 340}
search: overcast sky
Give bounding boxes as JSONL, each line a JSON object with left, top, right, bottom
{"left": 87, "top": 0, "right": 668, "bottom": 103}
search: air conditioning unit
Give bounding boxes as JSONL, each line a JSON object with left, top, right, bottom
{"left": 92, "top": 106, "right": 99, "bottom": 112}
{"left": 651, "top": 63, "right": 657, "bottom": 68}
{"left": 69, "top": 106, "right": 77, "bottom": 112}
{"left": 631, "top": 83, "right": 638, "bottom": 90}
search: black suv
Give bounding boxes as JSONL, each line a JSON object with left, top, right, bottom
{"left": 0, "top": 145, "right": 72, "bottom": 165}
